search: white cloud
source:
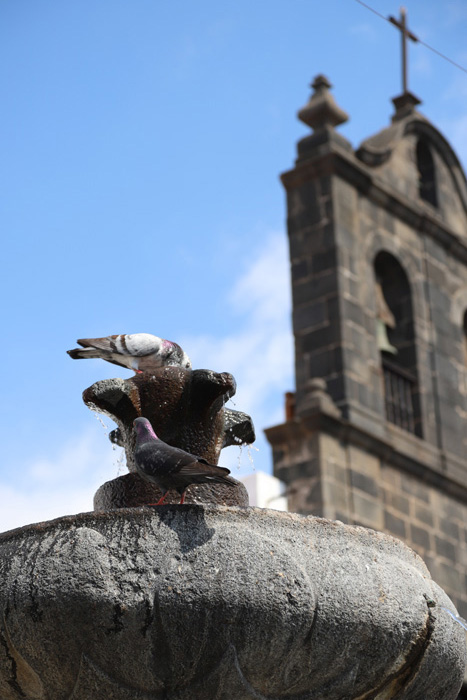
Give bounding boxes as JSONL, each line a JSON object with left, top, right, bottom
{"left": 229, "top": 232, "right": 291, "bottom": 322}
{"left": 185, "top": 232, "right": 292, "bottom": 410}
{"left": 28, "top": 427, "right": 117, "bottom": 484}
{"left": 184, "top": 231, "right": 294, "bottom": 473}
{"left": 0, "top": 231, "right": 293, "bottom": 531}
{"left": 0, "top": 426, "right": 124, "bottom": 533}
{"left": 0, "top": 482, "right": 97, "bottom": 534}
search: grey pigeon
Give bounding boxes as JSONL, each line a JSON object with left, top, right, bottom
{"left": 67, "top": 333, "right": 191, "bottom": 372}
{"left": 133, "top": 417, "right": 236, "bottom": 505}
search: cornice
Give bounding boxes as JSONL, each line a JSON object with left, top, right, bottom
{"left": 265, "top": 410, "right": 467, "bottom": 505}
{"left": 280, "top": 149, "right": 467, "bottom": 264}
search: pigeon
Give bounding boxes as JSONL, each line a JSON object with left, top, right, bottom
{"left": 133, "top": 417, "right": 236, "bottom": 505}
{"left": 67, "top": 333, "right": 191, "bottom": 372}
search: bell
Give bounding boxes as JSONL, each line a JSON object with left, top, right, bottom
{"left": 376, "top": 319, "right": 398, "bottom": 355}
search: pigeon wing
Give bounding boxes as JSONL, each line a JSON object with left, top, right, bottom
{"left": 118, "top": 334, "right": 163, "bottom": 357}
{"left": 75, "top": 334, "right": 161, "bottom": 357}
{"left": 175, "top": 460, "right": 236, "bottom": 485}
{"left": 134, "top": 441, "right": 194, "bottom": 474}
{"left": 76, "top": 335, "right": 117, "bottom": 352}
{"left": 149, "top": 445, "right": 231, "bottom": 478}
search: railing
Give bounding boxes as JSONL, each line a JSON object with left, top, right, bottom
{"left": 382, "top": 360, "right": 417, "bottom": 434}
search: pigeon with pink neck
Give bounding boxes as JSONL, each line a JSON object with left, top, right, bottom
{"left": 133, "top": 417, "right": 236, "bottom": 505}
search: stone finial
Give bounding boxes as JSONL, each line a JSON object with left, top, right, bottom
{"left": 298, "top": 75, "right": 349, "bottom": 131}
{"left": 391, "top": 91, "right": 422, "bottom": 122}
{"left": 297, "top": 377, "right": 342, "bottom": 418}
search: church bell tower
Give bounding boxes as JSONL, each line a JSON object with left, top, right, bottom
{"left": 265, "top": 68, "right": 467, "bottom": 628}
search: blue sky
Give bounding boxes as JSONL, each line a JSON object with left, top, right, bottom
{"left": 1, "top": 0, "right": 467, "bottom": 531}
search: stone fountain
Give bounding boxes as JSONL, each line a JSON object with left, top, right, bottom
{"left": 0, "top": 359, "right": 465, "bottom": 699}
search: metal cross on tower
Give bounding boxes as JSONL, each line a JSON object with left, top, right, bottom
{"left": 389, "top": 7, "right": 419, "bottom": 94}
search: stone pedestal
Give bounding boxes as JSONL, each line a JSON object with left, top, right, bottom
{"left": 81, "top": 368, "right": 255, "bottom": 510}
{"left": 0, "top": 506, "right": 465, "bottom": 699}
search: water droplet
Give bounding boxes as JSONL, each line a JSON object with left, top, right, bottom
{"left": 439, "top": 606, "right": 467, "bottom": 631}
{"left": 247, "top": 444, "right": 258, "bottom": 470}
{"left": 115, "top": 448, "right": 126, "bottom": 476}
{"left": 225, "top": 397, "right": 237, "bottom": 407}
{"left": 93, "top": 411, "right": 109, "bottom": 434}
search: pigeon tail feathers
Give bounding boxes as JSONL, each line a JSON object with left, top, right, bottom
{"left": 67, "top": 348, "right": 104, "bottom": 360}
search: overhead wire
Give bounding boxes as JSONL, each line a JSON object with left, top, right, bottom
{"left": 353, "top": 0, "right": 467, "bottom": 76}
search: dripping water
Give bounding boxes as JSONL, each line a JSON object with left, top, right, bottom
{"left": 113, "top": 445, "right": 126, "bottom": 476}
{"left": 93, "top": 411, "right": 125, "bottom": 475}
{"left": 247, "top": 444, "right": 259, "bottom": 470}
{"left": 236, "top": 444, "right": 243, "bottom": 470}
{"left": 439, "top": 606, "right": 467, "bottom": 631}
{"left": 93, "top": 412, "right": 109, "bottom": 432}
{"left": 232, "top": 442, "right": 258, "bottom": 471}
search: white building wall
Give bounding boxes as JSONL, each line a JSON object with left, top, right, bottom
{"left": 241, "top": 471, "right": 288, "bottom": 511}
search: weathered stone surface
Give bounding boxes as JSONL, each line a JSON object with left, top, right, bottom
{"left": 84, "top": 368, "right": 241, "bottom": 470}
{"left": 271, "top": 77, "right": 467, "bottom": 625}
{"left": 0, "top": 507, "right": 465, "bottom": 699}
{"left": 94, "top": 472, "right": 249, "bottom": 510}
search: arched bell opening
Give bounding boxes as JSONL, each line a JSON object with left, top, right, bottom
{"left": 416, "top": 138, "right": 438, "bottom": 208}
{"left": 374, "top": 251, "right": 423, "bottom": 437}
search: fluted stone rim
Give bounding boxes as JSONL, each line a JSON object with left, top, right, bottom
{"left": 0, "top": 506, "right": 465, "bottom": 700}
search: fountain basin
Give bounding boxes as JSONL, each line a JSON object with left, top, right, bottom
{"left": 0, "top": 506, "right": 465, "bottom": 699}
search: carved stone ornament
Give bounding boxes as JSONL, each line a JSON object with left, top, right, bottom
{"left": 0, "top": 506, "right": 465, "bottom": 699}
{"left": 82, "top": 367, "right": 255, "bottom": 509}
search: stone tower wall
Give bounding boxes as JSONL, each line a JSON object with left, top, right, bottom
{"left": 267, "top": 79, "right": 467, "bottom": 643}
